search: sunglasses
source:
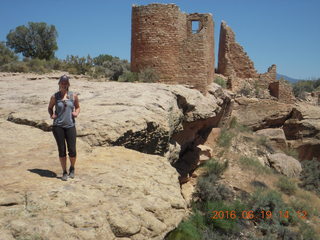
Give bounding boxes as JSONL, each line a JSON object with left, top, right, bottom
{"left": 62, "top": 100, "right": 67, "bottom": 112}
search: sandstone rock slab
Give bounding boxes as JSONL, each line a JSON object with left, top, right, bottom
{"left": 0, "top": 119, "right": 186, "bottom": 240}
{"left": 267, "top": 153, "right": 302, "bottom": 177}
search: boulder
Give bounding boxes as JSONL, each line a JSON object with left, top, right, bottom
{"left": 255, "top": 128, "right": 287, "bottom": 149}
{"left": 283, "top": 102, "right": 320, "bottom": 160}
{"left": 232, "top": 97, "right": 293, "bottom": 130}
{"left": 267, "top": 153, "right": 302, "bottom": 177}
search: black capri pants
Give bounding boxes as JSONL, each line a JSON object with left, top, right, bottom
{"left": 52, "top": 126, "right": 77, "bottom": 158}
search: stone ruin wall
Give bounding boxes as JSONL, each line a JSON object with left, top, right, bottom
{"left": 277, "top": 81, "right": 295, "bottom": 103}
{"left": 217, "top": 21, "right": 295, "bottom": 103}
{"left": 131, "top": 4, "right": 214, "bottom": 94}
{"left": 131, "top": 4, "right": 295, "bottom": 103}
{"left": 217, "top": 21, "right": 258, "bottom": 81}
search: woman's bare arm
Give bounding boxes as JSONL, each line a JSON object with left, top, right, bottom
{"left": 48, "top": 95, "right": 56, "bottom": 119}
{"left": 72, "top": 94, "right": 80, "bottom": 117}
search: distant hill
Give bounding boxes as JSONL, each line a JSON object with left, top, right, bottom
{"left": 276, "top": 73, "right": 300, "bottom": 83}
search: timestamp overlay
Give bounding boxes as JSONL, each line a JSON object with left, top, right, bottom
{"left": 211, "top": 210, "right": 308, "bottom": 220}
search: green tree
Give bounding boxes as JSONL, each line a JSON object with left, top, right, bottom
{"left": 0, "top": 41, "right": 18, "bottom": 66}
{"left": 6, "top": 22, "right": 58, "bottom": 60}
{"left": 93, "top": 54, "right": 115, "bottom": 66}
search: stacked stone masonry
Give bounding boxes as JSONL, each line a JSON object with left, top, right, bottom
{"left": 217, "top": 21, "right": 258, "bottom": 80}
{"left": 131, "top": 4, "right": 214, "bottom": 94}
{"left": 131, "top": 4, "right": 295, "bottom": 103}
{"left": 217, "top": 21, "right": 295, "bottom": 103}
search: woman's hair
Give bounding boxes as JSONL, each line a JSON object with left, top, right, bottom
{"left": 58, "top": 75, "right": 70, "bottom": 91}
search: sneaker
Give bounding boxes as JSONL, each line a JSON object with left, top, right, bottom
{"left": 61, "top": 171, "right": 68, "bottom": 181}
{"left": 69, "top": 167, "right": 75, "bottom": 179}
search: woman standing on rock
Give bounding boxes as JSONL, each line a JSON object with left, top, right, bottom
{"left": 48, "top": 75, "right": 80, "bottom": 181}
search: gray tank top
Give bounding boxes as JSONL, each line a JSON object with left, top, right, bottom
{"left": 53, "top": 91, "right": 75, "bottom": 128}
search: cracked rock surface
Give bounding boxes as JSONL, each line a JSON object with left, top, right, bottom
{"left": 0, "top": 118, "right": 185, "bottom": 240}
{"left": 0, "top": 72, "right": 228, "bottom": 239}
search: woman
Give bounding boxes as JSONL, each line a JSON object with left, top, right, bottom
{"left": 48, "top": 75, "right": 80, "bottom": 181}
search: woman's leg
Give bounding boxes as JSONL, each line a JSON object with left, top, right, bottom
{"left": 65, "top": 126, "right": 77, "bottom": 177}
{"left": 52, "top": 126, "right": 67, "bottom": 172}
{"left": 52, "top": 126, "right": 68, "bottom": 180}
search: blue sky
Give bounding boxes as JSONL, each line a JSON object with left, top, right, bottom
{"left": 1, "top": 0, "right": 319, "bottom": 79}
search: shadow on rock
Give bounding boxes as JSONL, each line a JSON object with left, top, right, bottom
{"left": 28, "top": 169, "right": 57, "bottom": 178}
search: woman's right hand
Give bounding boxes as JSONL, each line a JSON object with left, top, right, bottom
{"left": 51, "top": 114, "right": 57, "bottom": 119}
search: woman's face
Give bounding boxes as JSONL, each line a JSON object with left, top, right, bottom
{"left": 59, "top": 81, "right": 69, "bottom": 91}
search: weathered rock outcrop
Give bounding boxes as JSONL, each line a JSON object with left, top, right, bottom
{"left": 0, "top": 119, "right": 185, "bottom": 240}
{"left": 284, "top": 102, "right": 320, "bottom": 160}
{"left": 267, "top": 153, "right": 302, "bottom": 177}
{"left": 233, "top": 97, "right": 320, "bottom": 161}
{"left": 0, "top": 72, "right": 232, "bottom": 239}
{"left": 1, "top": 73, "right": 230, "bottom": 159}
{"left": 232, "top": 97, "right": 293, "bottom": 130}
{"left": 255, "top": 128, "right": 287, "bottom": 149}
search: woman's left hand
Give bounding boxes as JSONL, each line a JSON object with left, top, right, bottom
{"left": 72, "top": 112, "right": 78, "bottom": 118}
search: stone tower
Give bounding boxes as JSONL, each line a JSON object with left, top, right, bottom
{"left": 131, "top": 4, "right": 214, "bottom": 94}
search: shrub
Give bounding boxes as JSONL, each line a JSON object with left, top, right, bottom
{"left": 228, "top": 116, "right": 251, "bottom": 132}
{"left": 289, "top": 198, "right": 317, "bottom": 218}
{"left": 64, "top": 55, "right": 93, "bottom": 75}
{"left": 198, "top": 176, "right": 233, "bottom": 202}
{"left": 217, "top": 128, "right": 234, "bottom": 148}
{"left": 0, "top": 61, "right": 29, "bottom": 72}
{"left": 299, "top": 222, "right": 320, "bottom": 240}
{"left": 229, "top": 116, "right": 238, "bottom": 129}
{"left": 101, "top": 58, "right": 130, "bottom": 80}
{"left": 249, "top": 188, "right": 301, "bottom": 227}
{"left": 24, "top": 58, "right": 49, "bottom": 73}
{"left": 0, "top": 41, "right": 18, "bottom": 66}
{"left": 197, "top": 159, "right": 231, "bottom": 202}
{"left": 138, "top": 67, "right": 159, "bottom": 83}
{"left": 283, "top": 147, "right": 299, "bottom": 159}
{"left": 118, "top": 71, "right": 138, "bottom": 82}
{"left": 167, "top": 211, "right": 204, "bottom": 240}
{"left": 203, "top": 159, "right": 228, "bottom": 177}
{"left": 203, "top": 201, "right": 243, "bottom": 234}
{"left": 239, "top": 156, "right": 273, "bottom": 175}
{"left": 93, "top": 54, "right": 114, "bottom": 66}
{"left": 299, "top": 158, "right": 320, "bottom": 196}
{"left": 292, "top": 79, "right": 320, "bottom": 98}
{"left": 238, "top": 84, "right": 251, "bottom": 96}
{"left": 276, "top": 176, "right": 296, "bottom": 195}
{"left": 214, "top": 76, "right": 226, "bottom": 88}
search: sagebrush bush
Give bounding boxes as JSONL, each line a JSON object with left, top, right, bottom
{"left": 203, "top": 201, "right": 244, "bottom": 234}
{"left": 197, "top": 159, "right": 231, "bottom": 202}
{"left": 0, "top": 61, "right": 29, "bottom": 72}
{"left": 167, "top": 211, "right": 204, "bottom": 240}
{"left": 138, "top": 67, "right": 159, "bottom": 83}
{"left": 0, "top": 41, "right": 18, "bottom": 66}
{"left": 203, "top": 159, "right": 228, "bottom": 177}
{"left": 214, "top": 76, "right": 226, "bottom": 88}
{"left": 283, "top": 147, "right": 299, "bottom": 159}
{"left": 238, "top": 84, "right": 251, "bottom": 96}
{"left": 276, "top": 176, "right": 296, "bottom": 195}
{"left": 289, "top": 198, "right": 317, "bottom": 218}
{"left": 217, "top": 128, "right": 234, "bottom": 148}
{"left": 299, "top": 158, "right": 320, "bottom": 196}
{"left": 118, "top": 71, "right": 138, "bottom": 82}
{"left": 239, "top": 156, "right": 273, "bottom": 175}
{"left": 299, "top": 222, "right": 320, "bottom": 240}
{"left": 228, "top": 116, "right": 251, "bottom": 133}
